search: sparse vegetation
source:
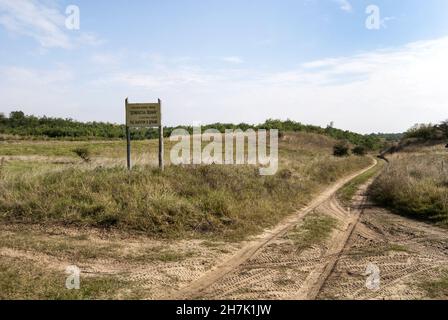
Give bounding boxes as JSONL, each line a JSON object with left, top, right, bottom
{"left": 0, "top": 256, "right": 137, "bottom": 300}
{"left": 370, "top": 152, "right": 448, "bottom": 225}
{"left": 338, "top": 160, "right": 383, "bottom": 206}
{"left": 287, "top": 213, "right": 338, "bottom": 252}
{"left": 0, "top": 157, "right": 5, "bottom": 180}
{"left": 418, "top": 270, "right": 448, "bottom": 299}
{"left": 0, "top": 163, "right": 360, "bottom": 240}
{"left": 404, "top": 121, "right": 448, "bottom": 141}
{"left": 72, "top": 147, "right": 91, "bottom": 163}
{"left": 0, "top": 128, "right": 375, "bottom": 299}
{"left": 352, "top": 146, "right": 367, "bottom": 156}
{"left": 0, "top": 133, "right": 371, "bottom": 241}
{"left": 333, "top": 141, "right": 350, "bottom": 157}
{"left": 348, "top": 243, "right": 412, "bottom": 258}
{"left": 382, "top": 121, "right": 448, "bottom": 156}
{"left": 0, "top": 111, "right": 384, "bottom": 150}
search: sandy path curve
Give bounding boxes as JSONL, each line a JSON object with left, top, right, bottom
{"left": 169, "top": 158, "right": 377, "bottom": 300}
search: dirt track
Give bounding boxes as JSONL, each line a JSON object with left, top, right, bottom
{"left": 170, "top": 159, "right": 448, "bottom": 300}
{"left": 319, "top": 202, "right": 448, "bottom": 299}
{"left": 2, "top": 158, "right": 447, "bottom": 299}
{"left": 169, "top": 160, "right": 377, "bottom": 299}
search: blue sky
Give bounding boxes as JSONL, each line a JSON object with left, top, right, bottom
{"left": 1, "top": 0, "right": 448, "bottom": 133}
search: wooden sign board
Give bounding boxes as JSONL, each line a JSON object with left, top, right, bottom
{"left": 125, "top": 98, "right": 164, "bottom": 171}
{"left": 126, "top": 103, "right": 161, "bottom": 128}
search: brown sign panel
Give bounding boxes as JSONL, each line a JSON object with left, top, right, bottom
{"left": 126, "top": 103, "right": 161, "bottom": 127}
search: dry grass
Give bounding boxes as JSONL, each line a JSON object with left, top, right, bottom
{"left": 0, "top": 132, "right": 371, "bottom": 241}
{"left": 0, "top": 132, "right": 373, "bottom": 299}
{"left": 418, "top": 270, "right": 448, "bottom": 299}
{"left": 287, "top": 212, "right": 338, "bottom": 252}
{"left": 337, "top": 160, "right": 384, "bottom": 206}
{"left": 0, "top": 256, "right": 138, "bottom": 300}
{"left": 370, "top": 150, "right": 448, "bottom": 224}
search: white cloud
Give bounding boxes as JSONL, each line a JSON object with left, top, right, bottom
{"left": 2, "top": 37, "right": 448, "bottom": 133}
{"left": 0, "top": 0, "right": 102, "bottom": 49}
{"left": 221, "top": 56, "right": 244, "bottom": 64}
{"left": 91, "top": 53, "right": 120, "bottom": 66}
{"left": 333, "top": 0, "right": 353, "bottom": 13}
{"left": 380, "top": 16, "right": 396, "bottom": 29}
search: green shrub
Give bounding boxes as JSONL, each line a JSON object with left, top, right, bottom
{"left": 333, "top": 142, "right": 350, "bottom": 157}
{"left": 0, "top": 156, "right": 371, "bottom": 240}
{"left": 370, "top": 154, "right": 448, "bottom": 224}
{"left": 72, "top": 147, "right": 91, "bottom": 162}
{"left": 404, "top": 123, "right": 445, "bottom": 141}
{"left": 352, "top": 146, "right": 366, "bottom": 156}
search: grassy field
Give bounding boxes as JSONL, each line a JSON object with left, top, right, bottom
{"left": 0, "top": 256, "right": 138, "bottom": 300}
{"left": 0, "top": 132, "right": 374, "bottom": 299}
{"left": 0, "top": 132, "right": 371, "bottom": 241}
{"left": 369, "top": 146, "right": 448, "bottom": 225}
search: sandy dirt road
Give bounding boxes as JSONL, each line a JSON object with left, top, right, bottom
{"left": 170, "top": 158, "right": 448, "bottom": 300}
{"left": 2, "top": 157, "right": 447, "bottom": 300}
{"left": 169, "top": 160, "right": 378, "bottom": 299}
{"left": 318, "top": 201, "right": 448, "bottom": 299}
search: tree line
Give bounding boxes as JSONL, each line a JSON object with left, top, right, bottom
{"left": 403, "top": 121, "right": 448, "bottom": 141}
{"left": 0, "top": 111, "right": 388, "bottom": 150}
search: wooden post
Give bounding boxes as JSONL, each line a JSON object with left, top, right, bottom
{"left": 125, "top": 98, "right": 131, "bottom": 170}
{"left": 158, "top": 98, "right": 164, "bottom": 171}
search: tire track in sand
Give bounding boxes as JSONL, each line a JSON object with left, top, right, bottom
{"left": 169, "top": 159, "right": 377, "bottom": 300}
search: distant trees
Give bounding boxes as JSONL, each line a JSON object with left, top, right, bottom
{"left": 405, "top": 124, "right": 441, "bottom": 140}
{"left": 259, "top": 118, "right": 383, "bottom": 150}
{"left": 0, "top": 113, "right": 5, "bottom": 127}
{"left": 1, "top": 111, "right": 126, "bottom": 139}
{"left": 439, "top": 120, "right": 448, "bottom": 138}
{"left": 0, "top": 111, "right": 384, "bottom": 150}
{"left": 333, "top": 141, "right": 350, "bottom": 157}
{"left": 404, "top": 121, "right": 448, "bottom": 141}
{"left": 352, "top": 145, "right": 367, "bottom": 156}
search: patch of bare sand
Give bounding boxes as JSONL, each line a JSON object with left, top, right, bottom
{"left": 0, "top": 224, "right": 241, "bottom": 299}
{"left": 318, "top": 206, "right": 448, "bottom": 300}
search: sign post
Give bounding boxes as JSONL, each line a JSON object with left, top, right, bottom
{"left": 125, "top": 98, "right": 163, "bottom": 170}
{"left": 125, "top": 98, "right": 131, "bottom": 170}
{"left": 158, "top": 99, "right": 164, "bottom": 171}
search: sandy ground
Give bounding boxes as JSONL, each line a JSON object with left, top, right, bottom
{"left": 1, "top": 158, "right": 447, "bottom": 299}
{"left": 318, "top": 205, "right": 448, "bottom": 299}
{"left": 0, "top": 224, "right": 242, "bottom": 299}
{"left": 169, "top": 159, "right": 448, "bottom": 300}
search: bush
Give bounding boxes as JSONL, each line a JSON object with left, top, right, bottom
{"left": 352, "top": 146, "right": 366, "bottom": 156}
{"left": 370, "top": 154, "right": 448, "bottom": 224}
{"left": 0, "top": 155, "right": 372, "bottom": 240}
{"left": 333, "top": 142, "right": 350, "bottom": 157}
{"left": 72, "top": 147, "right": 91, "bottom": 162}
{"left": 405, "top": 123, "right": 444, "bottom": 141}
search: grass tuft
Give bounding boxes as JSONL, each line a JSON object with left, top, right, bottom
{"left": 0, "top": 256, "right": 135, "bottom": 300}
{"left": 418, "top": 270, "right": 448, "bottom": 299}
{"left": 287, "top": 213, "right": 338, "bottom": 252}
{"left": 370, "top": 152, "right": 448, "bottom": 225}
{"left": 338, "top": 160, "right": 383, "bottom": 206}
